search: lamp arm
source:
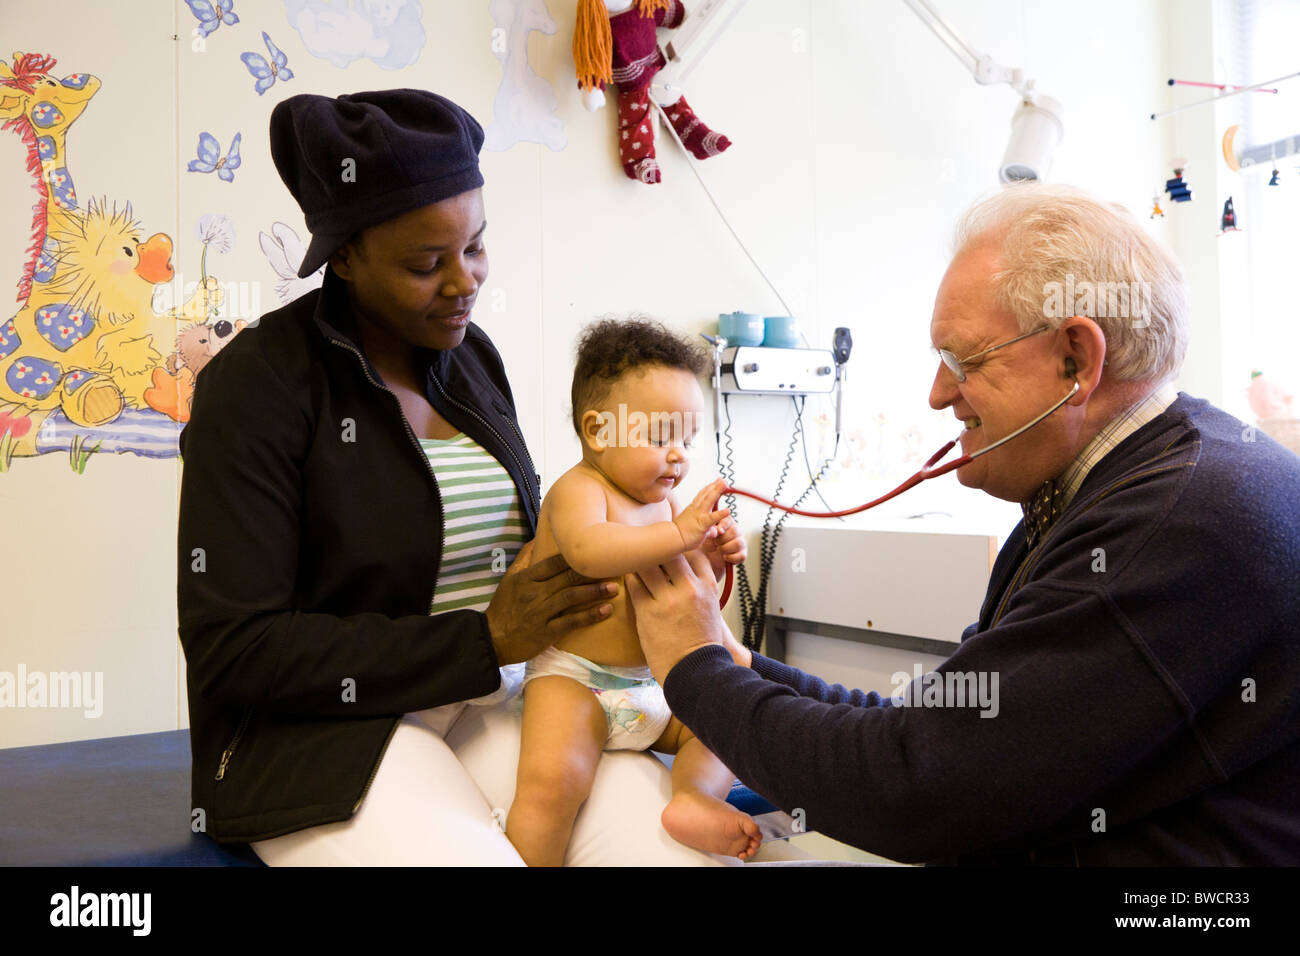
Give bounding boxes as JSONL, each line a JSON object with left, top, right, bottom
{"left": 902, "top": 0, "right": 1034, "bottom": 98}
{"left": 656, "top": 0, "right": 751, "bottom": 96}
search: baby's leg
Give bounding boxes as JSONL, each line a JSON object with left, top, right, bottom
{"left": 654, "top": 718, "right": 762, "bottom": 861}
{"left": 506, "top": 675, "right": 607, "bottom": 866}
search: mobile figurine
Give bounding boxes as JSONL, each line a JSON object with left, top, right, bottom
{"left": 1220, "top": 196, "right": 1240, "bottom": 233}
{"left": 1150, "top": 194, "right": 1165, "bottom": 218}
{"left": 1269, "top": 167, "right": 1281, "bottom": 186}
{"left": 1165, "top": 162, "right": 1193, "bottom": 202}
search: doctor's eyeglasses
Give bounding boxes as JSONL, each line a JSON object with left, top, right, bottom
{"left": 936, "top": 325, "right": 1053, "bottom": 383}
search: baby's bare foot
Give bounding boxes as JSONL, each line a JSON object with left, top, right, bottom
{"left": 662, "top": 791, "right": 762, "bottom": 861}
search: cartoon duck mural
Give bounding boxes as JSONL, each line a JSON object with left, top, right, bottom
{"left": 1, "top": 199, "right": 182, "bottom": 427}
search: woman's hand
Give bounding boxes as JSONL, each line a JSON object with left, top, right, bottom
{"left": 485, "top": 540, "right": 617, "bottom": 665}
{"left": 625, "top": 550, "right": 753, "bottom": 686}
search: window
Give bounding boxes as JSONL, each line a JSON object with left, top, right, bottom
{"left": 1228, "top": 0, "right": 1300, "bottom": 437}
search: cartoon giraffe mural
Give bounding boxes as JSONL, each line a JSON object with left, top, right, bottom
{"left": 0, "top": 52, "right": 99, "bottom": 306}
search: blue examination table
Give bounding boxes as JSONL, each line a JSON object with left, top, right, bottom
{"left": 0, "top": 730, "right": 262, "bottom": 866}
{"left": 0, "top": 730, "right": 778, "bottom": 866}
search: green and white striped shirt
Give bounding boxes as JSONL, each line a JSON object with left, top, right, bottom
{"left": 419, "top": 432, "right": 528, "bottom": 614}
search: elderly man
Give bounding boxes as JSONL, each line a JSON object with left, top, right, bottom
{"left": 626, "top": 184, "right": 1300, "bottom": 865}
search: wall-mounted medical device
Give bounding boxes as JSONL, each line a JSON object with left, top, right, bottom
{"left": 719, "top": 345, "right": 837, "bottom": 395}
{"left": 701, "top": 327, "right": 853, "bottom": 446}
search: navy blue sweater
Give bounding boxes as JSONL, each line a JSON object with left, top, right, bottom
{"left": 665, "top": 394, "right": 1300, "bottom": 864}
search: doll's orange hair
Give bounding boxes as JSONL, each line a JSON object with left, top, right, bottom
{"left": 573, "top": 0, "right": 671, "bottom": 92}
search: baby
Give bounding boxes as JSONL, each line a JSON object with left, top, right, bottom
{"left": 505, "top": 318, "right": 761, "bottom": 865}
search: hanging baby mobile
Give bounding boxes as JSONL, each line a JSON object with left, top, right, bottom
{"left": 1153, "top": 71, "right": 1300, "bottom": 232}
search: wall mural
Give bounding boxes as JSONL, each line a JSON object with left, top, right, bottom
{"left": 0, "top": 3, "right": 559, "bottom": 472}
{"left": 484, "top": 0, "right": 566, "bottom": 152}
{"left": 283, "top": 0, "right": 426, "bottom": 70}
{"left": 0, "top": 52, "right": 227, "bottom": 471}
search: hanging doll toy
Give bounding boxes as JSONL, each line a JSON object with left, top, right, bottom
{"left": 573, "top": 0, "right": 732, "bottom": 184}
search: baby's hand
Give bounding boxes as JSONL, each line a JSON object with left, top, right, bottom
{"left": 703, "top": 512, "right": 746, "bottom": 569}
{"left": 673, "top": 478, "right": 730, "bottom": 552}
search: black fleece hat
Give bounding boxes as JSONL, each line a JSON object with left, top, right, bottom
{"left": 270, "top": 89, "right": 485, "bottom": 278}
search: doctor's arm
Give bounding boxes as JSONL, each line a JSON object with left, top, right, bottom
{"left": 627, "top": 553, "right": 1190, "bottom": 863}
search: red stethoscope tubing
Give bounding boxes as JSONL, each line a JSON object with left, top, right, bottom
{"left": 712, "top": 380, "right": 1081, "bottom": 607}
{"left": 713, "top": 441, "right": 970, "bottom": 607}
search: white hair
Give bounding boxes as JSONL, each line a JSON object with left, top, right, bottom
{"left": 952, "top": 183, "right": 1188, "bottom": 386}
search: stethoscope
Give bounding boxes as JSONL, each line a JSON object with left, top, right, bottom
{"left": 715, "top": 378, "right": 1081, "bottom": 607}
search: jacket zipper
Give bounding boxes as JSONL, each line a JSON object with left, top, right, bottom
{"left": 353, "top": 717, "right": 401, "bottom": 814}
{"left": 328, "top": 339, "right": 437, "bottom": 814}
{"left": 328, "top": 337, "right": 444, "bottom": 614}
{"left": 495, "top": 402, "right": 541, "bottom": 512}
{"left": 214, "top": 707, "right": 254, "bottom": 781}
{"left": 428, "top": 372, "right": 540, "bottom": 517}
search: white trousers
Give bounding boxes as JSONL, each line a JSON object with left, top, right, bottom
{"left": 250, "top": 700, "right": 737, "bottom": 866}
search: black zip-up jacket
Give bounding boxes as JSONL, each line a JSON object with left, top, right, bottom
{"left": 177, "top": 269, "right": 541, "bottom": 843}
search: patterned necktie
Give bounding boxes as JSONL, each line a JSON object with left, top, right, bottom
{"left": 1022, "top": 478, "right": 1064, "bottom": 550}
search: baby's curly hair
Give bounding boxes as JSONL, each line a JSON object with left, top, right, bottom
{"left": 570, "top": 316, "right": 708, "bottom": 436}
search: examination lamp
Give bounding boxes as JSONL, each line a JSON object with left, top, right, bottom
{"left": 903, "top": 0, "right": 1064, "bottom": 183}
{"left": 1000, "top": 95, "right": 1065, "bottom": 183}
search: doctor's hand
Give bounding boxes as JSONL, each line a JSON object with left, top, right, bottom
{"left": 486, "top": 540, "right": 617, "bottom": 665}
{"left": 625, "top": 550, "right": 753, "bottom": 686}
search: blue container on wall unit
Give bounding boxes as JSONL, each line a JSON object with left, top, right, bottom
{"left": 717, "top": 311, "right": 764, "bottom": 346}
{"left": 763, "top": 316, "right": 800, "bottom": 349}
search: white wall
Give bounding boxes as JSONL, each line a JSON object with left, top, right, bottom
{"left": 1, "top": 0, "right": 1204, "bottom": 747}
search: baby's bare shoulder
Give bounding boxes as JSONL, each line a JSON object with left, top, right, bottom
{"left": 542, "top": 464, "right": 610, "bottom": 515}
{"left": 545, "top": 463, "right": 604, "bottom": 498}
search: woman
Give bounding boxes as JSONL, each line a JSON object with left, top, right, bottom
{"left": 177, "top": 90, "right": 731, "bottom": 865}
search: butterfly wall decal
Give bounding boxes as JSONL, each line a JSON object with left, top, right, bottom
{"left": 185, "top": 0, "right": 239, "bottom": 39}
{"left": 242, "top": 32, "right": 294, "bottom": 96}
{"left": 187, "top": 132, "right": 242, "bottom": 183}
